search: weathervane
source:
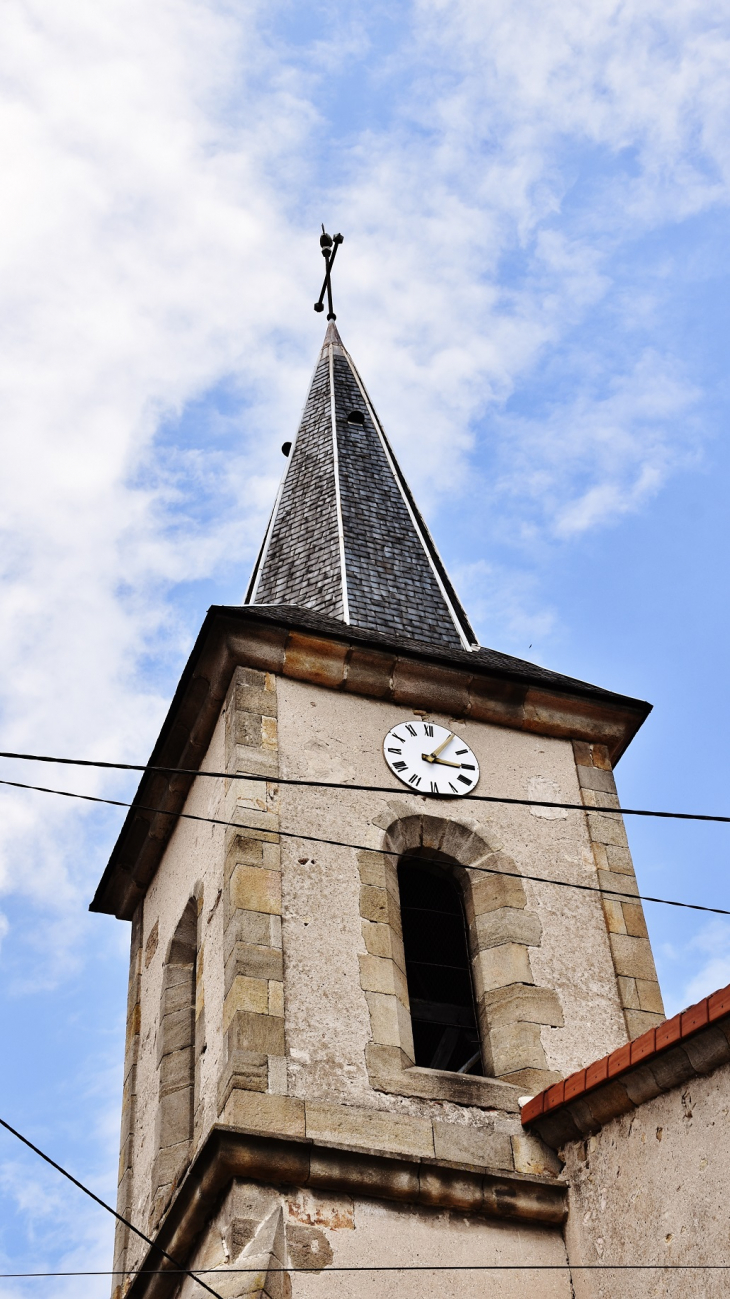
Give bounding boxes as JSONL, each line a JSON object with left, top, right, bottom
{"left": 314, "top": 226, "right": 344, "bottom": 320}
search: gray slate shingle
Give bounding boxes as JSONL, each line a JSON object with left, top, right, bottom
{"left": 247, "top": 323, "right": 475, "bottom": 649}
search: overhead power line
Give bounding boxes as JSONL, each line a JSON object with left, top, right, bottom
{"left": 0, "top": 775, "right": 726, "bottom": 916}
{"left": 1, "top": 747, "right": 730, "bottom": 825}
{"left": 1, "top": 1264, "right": 728, "bottom": 1275}
{"left": 0, "top": 1118, "right": 223, "bottom": 1299}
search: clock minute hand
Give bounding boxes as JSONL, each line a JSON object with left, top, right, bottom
{"left": 422, "top": 731, "right": 454, "bottom": 764}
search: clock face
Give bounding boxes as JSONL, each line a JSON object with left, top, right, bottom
{"left": 382, "top": 721, "right": 480, "bottom": 797}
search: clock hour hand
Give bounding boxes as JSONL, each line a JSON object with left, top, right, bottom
{"left": 428, "top": 756, "right": 462, "bottom": 768}
{"left": 422, "top": 731, "right": 454, "bottom": 763}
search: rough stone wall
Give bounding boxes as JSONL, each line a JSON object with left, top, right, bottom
{"left": 563, "top": 1058, "right": 730, "bottom": 1298}
{"left": 173, "top": 1178, "right": 574, "bottom": 1299}
{"left": 573, "top": 741, "right": 664, "bottom": 1038}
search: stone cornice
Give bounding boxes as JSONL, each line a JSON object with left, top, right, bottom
{"left": 91, "top": 605, "right": 651, "bottom": 919}
{"left": 123, "top": 1124, "right": 567, "bottom": 1299}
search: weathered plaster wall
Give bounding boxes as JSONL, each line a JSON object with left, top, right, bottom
{"left": 563, "top": 1059, "right": 730, "bottom": 1298}
{"left": 175, "top": 1179, "right": 573, "bottom": 1299}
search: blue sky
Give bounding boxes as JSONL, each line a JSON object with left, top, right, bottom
{"left": 1, "top": 0, "right": 730, "bottom": 1292}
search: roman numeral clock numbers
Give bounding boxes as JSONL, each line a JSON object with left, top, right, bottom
{"left": 381, "top": 722, "right": 480, "bottom": 798}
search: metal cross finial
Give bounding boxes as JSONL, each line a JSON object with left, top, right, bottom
{"left": 314, "top": 225, "right": 344, "bottom": 320}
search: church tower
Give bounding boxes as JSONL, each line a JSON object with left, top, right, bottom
{"left": 93, "top": 312, "right": 663, "bottom": 1299}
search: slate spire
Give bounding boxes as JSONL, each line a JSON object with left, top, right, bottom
{"left": 245, "top": 324, "right": 477, "bottom": 651}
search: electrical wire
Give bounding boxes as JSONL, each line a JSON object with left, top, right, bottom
{"left": 0, "top": 1119, "right": 224, "bottom": 1299}
{"left": 2, "top": 747, "right": 730, "bottom": 824}
{"left": 0, "top": 1264, "right": 728, "bottom": 1274}
{"left": 0, "top": 774, "right": 726, "bottom": 916}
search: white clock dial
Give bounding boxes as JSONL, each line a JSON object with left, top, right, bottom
{"left": 382, "top": 721, "right": 480, "bottom": 797}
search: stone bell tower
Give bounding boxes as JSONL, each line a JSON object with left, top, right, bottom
{"left": 93, "top": 321, "right": 664, "bottom": 1299}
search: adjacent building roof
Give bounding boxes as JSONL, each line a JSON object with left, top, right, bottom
{"left": 245, "top": 322, "right": 476, "bottom": 651}
{"left": 521, "top": 982, "right": 730, "bottom": 1146}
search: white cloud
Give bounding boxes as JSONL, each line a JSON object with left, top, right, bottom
{"left": 0, "top": 0, "right": 727, "bottom": 983}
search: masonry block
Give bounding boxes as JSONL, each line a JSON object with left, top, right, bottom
{"left": 489, "top": 1021, "right": 547, "bottom": 1076}
{"left": 157, "top": 1085, "right": 193, "bottom": 1149}
{"left": 357, "top": 850, "right": 389, "bottom": 888}
{"left": 469, "top": 862, "right": 526, "bottom": 915}
{"left": 586, "top": 812, "right": 628, "bottom": 847}
{"left": 152, "top": 1138, "right": 191, "bottom": 1193}
{"left": 604, "top": 847, "right": 634, "bottom": 877}
{"left": 617, "top": 976, "right": 640, "bottom": 1009}
{"left": 305, "top": 1101, "right": 434, "bottom": 1158}
{"left": 223, "top": 976, "right": 270, "bottom": 1030}
{"left": 359, "top": 885, "right": 402, "bottom": 933}
{"left": 601, "top": 898, "right": 627, "bottom": 934}
{"left": 225, "top": 910, "right": 280, "bottom": 959}
{"left": 501, "top": 1065, "right": 561, "bottom": 1092}
{"left": 361, "top": 920, "right": 406, "bottom": 969}
{"left": 159, "top": 1047, "right": 195, "bottom": 1095}
{"left": 636, "top": 979, "right": 664, "bottom": 1014}
{"left": 228, "top": 1008, "right": 286, "bottom": 1056}
{"left": 232, "top": 667, "right": 278, "bottom": 719}
{"left": 432, "top": 1120, "right": 513, "bottom": 1170}
{"left": 160, "top": 974, "right": 195, "bottom": 1017}
{"left": 365, "top": 1043, "right": 415, "bottom": 1075}
{"left": 648, "top": 1045, "right": 694, "bottom": 1090}
{"left": 359, "top": 953, "right": 409, "bottom": 1004}
{"left": 217, "top": 1051, "right": 269, "bottom": 1107}
{"left": 225, "top": 835, "right": 265, "bottom": 876}
{"left": 225, "top": 943, "right": 283, "bottom": 994}
{"left": 365, "top": 991, "right": 412, "bottom": 1052}
{"left": 473, "top": 907, "right": 542, "bottom": 951}
{"left": 268, "top": 981, "right": 284, "bottom": 1017}
{"left": 577, "top": 766, "right": 617, "bottom": 794}
{"left": 482, "top": 983, "right": 564, "bottom": 1028}
{"left": 624, "top": 1008, "right": 664, "bottom": 1039}
{"left": 608, "top": 933, "right": 658, "bottom": 982}
{"left": 157, "top": 1007, "right": 194, "bottom": 1063}
{"left": 475, "top": 943, "right": 534, "bottom": 992}
{"left": 511, "top": 1132, "right": 562, "bottom": 1177}
{"left": 597, "top": 870, "right": 639, "bottom": 899}
{"left": 230, "top": 865, "right": 282, "bottom": 916}
{"left": 622, "top": 902, "right": 649, "bottom": 938}
{"left": 222, "top": 1091, "right": 305, "bottom": 1137}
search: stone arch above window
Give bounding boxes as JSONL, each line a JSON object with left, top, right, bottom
{"left": 359, "top": 811, "right": 564, "bottom": 1105}
{"left": 151, "top": 888, "right": 203, "bottom": 1229}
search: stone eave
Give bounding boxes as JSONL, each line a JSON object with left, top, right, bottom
{"left": 122, "top": 1124, "right": 567, "bottom": 1299}
{"left": 90, "top": 604, "right": 651, "bottom": 920}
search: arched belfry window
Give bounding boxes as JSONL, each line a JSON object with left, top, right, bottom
{"left": 398, "top": 856, "right": 482, "bottom": 1075}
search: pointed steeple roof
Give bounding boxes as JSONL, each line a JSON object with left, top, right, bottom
{"left": 245, "top": 325, "right": 477, "bottom": 650}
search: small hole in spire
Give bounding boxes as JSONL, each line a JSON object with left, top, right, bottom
{"left": 281, "top": 442, "right": 292, "bottom": 456}
{"left": 347, "top": 410, "right": 365, "bottom": 425}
